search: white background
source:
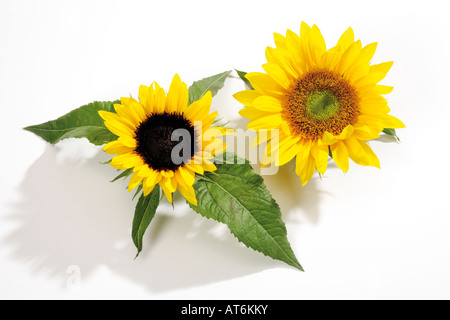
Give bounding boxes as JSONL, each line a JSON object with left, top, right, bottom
{"left": 1, "top": 0, "right": 449, "bottom": 300}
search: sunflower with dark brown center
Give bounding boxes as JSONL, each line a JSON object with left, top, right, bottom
{"left": 99, "top": 74, "right": 229, "bottom": 205}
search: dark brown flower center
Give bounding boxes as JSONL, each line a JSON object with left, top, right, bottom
{"left": 134, "top": 112, "right": 199, "bottom": 171}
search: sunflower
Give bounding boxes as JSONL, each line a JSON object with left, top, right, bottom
{"left": 99, "top": 74, "right": 227, "bottom": 205}
{"left": 234, "top": 22, "right": 405, "bottom": 185}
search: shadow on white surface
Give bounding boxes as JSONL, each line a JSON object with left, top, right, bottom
{"left": 3, "top": 140, "right": 322, "bottom": 293}
{"left": 258, "top": 160, "right": 332, "bottom": 225}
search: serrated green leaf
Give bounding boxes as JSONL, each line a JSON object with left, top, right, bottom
{"left": 235, "top": 69, "right": 254, "bottom": 90}
{"left": 24, "top": 100, "right": 119, "bottom": 146}
{"left": 188, "top": 70, "right": 232, "bottom": 104}
{"left": 189, "top": 153, "right": 303, "bottom": 270}
{"left": 132, "top": 186, "right": 161, "bottom": 258}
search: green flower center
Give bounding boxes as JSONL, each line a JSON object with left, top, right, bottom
{"left": 306, "top": 91, "right": 340, "bottom": 121}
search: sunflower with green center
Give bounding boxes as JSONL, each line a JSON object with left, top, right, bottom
{"left": 99, "top": 74, "right": 228, "bottom": 205}
{"left": 234, "top": 22, "right": 405, "bottom": 185}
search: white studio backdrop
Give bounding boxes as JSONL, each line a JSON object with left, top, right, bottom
{"left": 1, "top": 0, "right": 449, "bottom": 299}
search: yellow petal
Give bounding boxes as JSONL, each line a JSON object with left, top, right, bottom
{"left": 142, "top": 178, "right": 157, "bottom": 196}
{"left": 245, "top": 72, "right": 286, "bottom": 96}
{"left": 103, "top": 117, "right": 135, "bottom": 138}
{"left": 200, "top": 161, "right": 217, "bottom": 172}
{"left": 110, "top": 153, "right": 143, "bottom": 170}
{"left": 177, "top": 166, "right": 196, "bottom": 186}
{"left": 99, "top": 110, "right": 136, "bottom": 132}
{"left": 177, "top": 183, "right": 197, "bottom": 206}
{"left": 128, "top": 173, "right": 143, "bottom": 192}
{"left": 298, "top": 155, "right": 315, "bottom": 186}
{"left": 262, "top": 63, "right": 291, "bottom": 90}
{"left": 139, "top": 85, "right": 149, "bottom": 110}
{"left": 375, "top": 85, "right": 394, "bottom": 95}
{"left": 143, "top": 83, "right": 155, "bottom": 114}
{"left": 265, "top": 46, "right": 299, "bottom": 80}
{"left": 275, "top": 136, "right": 301, "bottom": 166}
{"left": 320, "top": 131, "right": 338, "bottom": 145}
{"left": 159, "top": 176, "right": 177, "bottom": 203}
{"left": 311, "top": 142, "right": 329, "bottom": 175}
{"left": 238, "top": 107, "right": 273, "bottom": 120}
{"left": 344, "top": 137, "right": 380, "bottom": 168}
{"left": 233, "top": 90, "right": 260, "bottom": 107}
{"left": 299, "top": 21, "right": 311, "bottom": 37}
{"left": 185, "top": 163, "right": 204, "bottom": 175}
{"left": 335, "top": 27, "right": 355, "bottom": 53}
{"left": 370, "top": 61, "right": 394, "bottom": 75}
{"left": 103, "top": 140, "right": 134, "bottom": 155}
{"left": 153, "top": 82, "right": 166, "bottom": 114}
{"left": 201, "top": 111, "right": 219, "bottom": 129}
{"left": 185, "top": 91, "right": 212, "bottom": 120}
{"left": 380, "top": 115, "right": 406, "bottom": 129}
{"left": 359, "top": 96, "right": 391, "bottom": 116}
{"left": 330, "top": 141, "right": 349, "bottom": 172}
{"left": 285, "top": 29, "right": 305, "bottom": 73}
{"left": 295, "top": 140, "right": 312, "bottom": 174}
{"left": 250, "top": 129, "right": 272, "bottom": 148}
{"left": 133, "top": 164, "right": 152, "bottom": 178}
{"left": 273, "top": 32, "right": 288, "bottom": 50}
{"left": 338, "top": 40, "right": 362, "bottom": 76}
{"left": 166, "top": 74, "right": 189, "bottom": 113}
{"left": 143, "top": 171, "right": 161, "bottom": 194}
{"left": 309, "top": 24, "right": 327, "bottom": 66}
{"left": 353, "top": 124, "right": 380, "bottom": 140}
{"left": 120, "top": 97, "right": 146, "bottom": 125}
{"left": 252, "top": 95, "right": 283, "bottom": 113}
{"left": 247, "top": 113, "right": 283, "bottom": 131}
{"left": 118, "top": 135, "right": 137, "bottom": 148}
{"left": 337, "top": 125, "right": 355, "bottom": 140}
{"left": 359, "top": 42, "right": 378, "bottom": 65}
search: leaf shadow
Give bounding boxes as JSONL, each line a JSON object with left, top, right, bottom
{"left": 2, "top": 140, "right": 288, "bottom": 294}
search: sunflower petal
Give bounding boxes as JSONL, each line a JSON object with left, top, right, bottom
{"left": 177, "top": 166, "right": 196, "bottom": 186}
{"left": 252, "top": 95, "right": 283, "bottom": 113}
{"left": 177, "top": 183, "right": 197, "bottom": 206}
{"left": 233, "top": 90, "right": 260, "bottom": 107}
{"left": 298, "top": 155, "right": 316, "bottom": 186}
{"left": 330, "top": 141, "right": 349, "bottom": 172}
{"left": 166, "top": 73, "right": 189, "bottom": 113}
{"left": 128, "top": 173, "right": 143, "bottom": 192}
{"left": 344, "top": 137, "right": 380, "bottom": 168}
{"left": 247, "top": 114, "right": 283, "bottom": 131}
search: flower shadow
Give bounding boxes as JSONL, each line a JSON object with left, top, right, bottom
{"left": 255, "top": 159, "right": 332, "bottom": 225}
{"left": 3, "top": 140, "right": 285, "bottom": 294}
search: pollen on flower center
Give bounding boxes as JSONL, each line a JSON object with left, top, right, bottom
{"left": 134, "top": 112, "right": 199, "bottom": 171}
{"left": 282, "top": 70, "right": 360, "bottom": 140}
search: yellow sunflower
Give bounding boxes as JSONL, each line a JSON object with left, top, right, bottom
{"left": 234, "top": 22, "right": 405, "bottom": 185}
{"left": 99, "top": 74, "right": 227, "bottom": 205}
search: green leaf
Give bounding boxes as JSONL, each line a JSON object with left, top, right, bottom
{"left": 235, "top": 69, "right": 254, "bottom": 90}
{"left": 111, "top": 168, "right": 133, "bottom": 183}
{"left": 132, "top": 184, "right": 144, "bottom": 201}
{"left": 188, "top": 70, "right": 232, "bottom": 104}
{"left": 24, "top": 100, "right": 119, "bottom": 146}
{"left": 382, "top": 128, "right": 400, "bottom": 141}
{"left": 189, "top": 153, "right": 303, "bottom": 271}
{"left": 132, "top": 186, "right": 161, "bottom": 258}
